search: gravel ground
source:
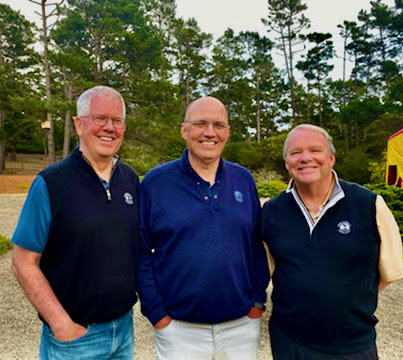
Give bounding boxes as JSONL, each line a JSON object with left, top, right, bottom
{"left": 0, "top": 194, "right": 402, "bottom": 359}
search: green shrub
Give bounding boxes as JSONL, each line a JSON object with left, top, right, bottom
{"left": 364, "top": 183, "right": 403, "bottom": 238}
{"left": 256, "top": 180, "right": 287, "bottom": 199}
{"left": 253, "top": 168, "right": 283, "bottom": 183}
{"left": 121, "top": 145, "right": 161, "bottom": 176}
{"left": 335, "top": 149, "right": 371, "bottom": 184}
{"left": 0, "top": 234, "right": 12, "bottom": 256}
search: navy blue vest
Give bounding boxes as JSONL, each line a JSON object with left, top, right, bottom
{"left": 263, "top": 181, "right": 380, "bottom": 354}
{"left": 39, "top": 148, "right": 139, "bottom": 325}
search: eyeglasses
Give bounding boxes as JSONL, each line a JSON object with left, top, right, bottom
{"left": 187, "top": 120, "right": 229, "bottom": 132}
{"left": 81, "top": 115, "right": 126, "bottom": 129}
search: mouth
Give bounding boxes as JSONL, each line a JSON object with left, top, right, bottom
{"left": 98, "top": 136, "right": 115, "bottom": 142}
{"left": 199, "top": 141, "right": 217, "bottom": 147}
{"left": 298, "top": 166, "right": 317, "bottom": 172}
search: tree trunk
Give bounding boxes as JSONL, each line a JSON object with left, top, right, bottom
{"left": 0, "top": 109, "right": 5, "bottom": 173}
{"left": 255, "top": 72, "right": 261, "bottom": 143}
{"left": 306, "top": 81, "right": 311, "bottom": 123}
{"left": 41, "top": 0, "right": 56, "bottom": 163}
{"left": 318, "top": 73, "right": 323, "bottom": 127}
{"left": 0, "top": 41, "right": 5, "bottom": 173}
{"left": 63, "top": 82, "right": 74, "bottom": 158}
{"left": 287, "top": 23, "right": 297, "bottom": 123}
{"left": 342, "top": 36, "right": 347, "bottom": 106}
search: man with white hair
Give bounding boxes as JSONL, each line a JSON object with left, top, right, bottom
{"left": 12, "top": 86, "right": 139, "bottom": 359}
{"left": 262, "top": 124, "right": 403, "bottom": 359}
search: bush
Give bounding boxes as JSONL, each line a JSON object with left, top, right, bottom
{"left": 252, "top": 168, "right": 283, "bottom": 183}
{"left": 364, "top": 183, "right": 403, "bottom": 238}
{"left": 335, "top": 149, "right": 371, "bottom": 184}
{"left": 0, "top": 234, "right": 12, "bottom": 256}
{"left": 121, "top": 145, "right": 161, "bottom": 176}
{"left": 256, "top": 180, "right": 287, "bottom": 199}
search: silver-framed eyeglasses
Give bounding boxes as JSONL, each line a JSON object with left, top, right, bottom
{"left": 81, "top": 115, "right": 126, "bottom": 129}
{"left": 187, "top": 120, "right": 229, "bottom": 131}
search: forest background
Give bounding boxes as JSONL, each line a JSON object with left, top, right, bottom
{"left": 0, "top": 0, "right": 402, "bottom": 235}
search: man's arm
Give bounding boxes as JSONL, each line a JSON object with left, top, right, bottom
{"left": 378, "top": 280, "right": 392, "bottom": 292}
{"left": 248, "top": 184, "right": 270, "bottom": 317}
{"left": 12, "top": 246, "right": 86, "bottom": 341}
{"left": 136, "top": 184, "right": 169, "bottom": 327}
{"left": 376, "top": 195, "right": 403, "bottom": 292}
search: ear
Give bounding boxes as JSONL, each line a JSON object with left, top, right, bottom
{"left": 74, "top": 116, "right": 83, "bottom": 136}
{"left": 180, "top": 123, "right": 189, "bottom": 141}
{"left": 284, "top": 156, "right": 290, "bottom": 172}
{"left": 329, "top": 154, "right": 336, "bottom": 168}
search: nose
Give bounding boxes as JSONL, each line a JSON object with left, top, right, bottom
{"left": 299, "top": 151, "right": 312, "bottom": 162}
{"left": 203, "top": 123, "right": 216, "bottom": 136}
{"left": 103, "top": 118, "right": 115, "bottom": 131}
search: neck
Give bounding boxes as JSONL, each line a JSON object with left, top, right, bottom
{"left": 294, "top": 174, "right": 334, "bottom": 213}
{"left": 80, "top": 148, "right": 114, "bottom": 182}
{"left": 188, "top": 153, "right": 220, "bottom": 185}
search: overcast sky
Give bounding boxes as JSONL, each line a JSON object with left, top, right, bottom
{"left": 0, "top": 0, "right": 396, "bottom": 79}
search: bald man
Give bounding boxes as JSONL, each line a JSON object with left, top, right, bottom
{"left": 137, "top": 97, "right": 269, "bottom": 360}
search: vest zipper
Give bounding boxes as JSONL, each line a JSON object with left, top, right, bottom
{"left": 106, "top": 188, "right": 112, "bottom": 201}
{"left": 81, "top": 153, "right": 119, "bottom": 202}
{"left": 105, "top": 158, "right": 119, "bottom": 202}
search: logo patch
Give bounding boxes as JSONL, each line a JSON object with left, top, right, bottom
{"left": 337, "top": 221, "right": 352, "bottom": 235}
{"left": 123, "top": 192, "right": 134, "bottom": 205}
{"left": 234, "top": 191, "right": 243, "bottom": 203}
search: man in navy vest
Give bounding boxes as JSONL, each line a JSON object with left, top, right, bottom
{"left": 11, "top": 86, "right": 139, "bottom": 359}
{"left": 262, "top": 124, "right": 403, "bottom": 360}
{"left": 137, "top": 96, "right": 269, "bottom": 359}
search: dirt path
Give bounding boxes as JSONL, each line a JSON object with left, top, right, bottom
{"left": 0, "top": 193, "right": 402, "bottom": 359}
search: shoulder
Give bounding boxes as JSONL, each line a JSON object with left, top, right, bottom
{"left": 39, "top": 157, "right": 70, "bottom": 180}
{"left": 339, "top": 180, "right": 376, "bottom": 200}
{"left": 142, "top": 159, "right": 181, "bottom": 186}
{"left": 223, "top": 160, "right": 254, "bottom": 181}
{"left": 118, "top": 162, "right": 139, "bottom": 179}
{"left": 262, "top": 191, "right": 288, "bottom": 210}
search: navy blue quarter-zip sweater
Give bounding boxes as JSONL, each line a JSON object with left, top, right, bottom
{"left": 262, "top": 180, "right": 380, "bottom": 354}
{"left": 137, "top": 150, "right": 269, "bottom": 325}
{"left": 39, "top": 147, "right": 139, "bottom": 325}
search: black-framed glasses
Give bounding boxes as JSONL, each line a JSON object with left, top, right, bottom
{"left": 81, "top": 115, "right": 126, "bottom": 129}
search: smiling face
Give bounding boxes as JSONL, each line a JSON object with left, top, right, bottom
{"left": 285, "top": 128, "right": 335, "bottom": 188}
{"left": 74, "top": 95, "right": 125, "bottom": 163}
{"left": 181, "top": 97, "right": 230, "bottom": 169}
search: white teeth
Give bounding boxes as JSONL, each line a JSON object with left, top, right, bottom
{"left": 201, "top": 141, "right": 215, "bottom": 146}
{"left": 99, "top": 136, "right": 113, "bottom": 142}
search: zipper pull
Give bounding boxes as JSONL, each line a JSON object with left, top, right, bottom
{"left": 106, "top": 189, "right": 112, "bottom": 201}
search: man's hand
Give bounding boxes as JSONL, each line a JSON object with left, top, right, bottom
{"left": 247, "top": 307, "right": 263, "bottom": 319}
{"left": 52, "top": 321, "right": 87, "bottom": 342}
{"left": 154, "top": 315, "right": 172, "bottom": 330}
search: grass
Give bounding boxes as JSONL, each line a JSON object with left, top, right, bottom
{"left": 0, "top": 234, "right": 12, "bottom": 256}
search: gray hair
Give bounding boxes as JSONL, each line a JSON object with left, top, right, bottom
{"left": 76, "top": 86, "right": 126, "bottom": 117}
{"left": 283, "top": 124, "right": 336, "bottom": 159}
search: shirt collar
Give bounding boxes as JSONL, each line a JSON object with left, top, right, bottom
{"left": 180, "top": 149, "right": 225, "bottom": 185}
{"left": 286, "top": 169, "right": 343, "bottom": 201}
{"left": 286, "top": 170, "right": 345, "bottom": 232}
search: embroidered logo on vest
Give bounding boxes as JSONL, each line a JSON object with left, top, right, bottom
{"left": 123, "top": 192, "right": 134, "bottom": 205}
{"left": 337, "top": 221, "right": 352, "bottom": 235}
{"left": 234, "top": 191, "right": 243, "bottom": 203}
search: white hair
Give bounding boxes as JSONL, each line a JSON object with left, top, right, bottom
{"left": 283, "top": 124, "right": 336, "bottom": 159}
{"left": 76, "top": 86, "right": 126, "bottom": 117}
